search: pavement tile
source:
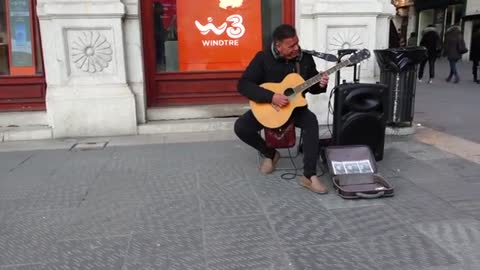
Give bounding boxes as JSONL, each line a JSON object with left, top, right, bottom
{"left": 383, "top": 187, "right": 471, "bottom": 223}
{"left": 449, "top": 200, "right": 480, "bottom": 220}
{"left": 285, "top": 242, "right": 380, "bottom": 270}
{"left": 198, "top": 171, "right": 262, "bottom": 218}
{"left": 138, "top": 195, "right": 201, "bottom": 223}
{"left": 381, "top": 147, "right": 417, "bottom": 163}
{"left": 58, "top": 201, "right": 140, "bottom": 241}
{"left": 123, "top": 233, "right": 206, "bottom": 270}
{"left": 0, "top": 264, "right": 44, "bottom": 270}
{"left": 414, "top": 219, "right": 480, "bottom": 269}
{"left": 422, "top": 158, "right": 480, "bottom": 178}
{"left": 0, "top": 190, "right": 45, "bottom": 218}
{"left": 358, "top": 231, "right": 459, "bottom": 270}
{"left": 382, "top": 155, "right": 455, "bottom": 184}
{"left": 4, "top": 150, "right": 71, "bottom": 179}
{"left": 389, "top": 141, "right": 459, "bottom": 161}
{"left": 0, "top": 151, "right": 33, "bottom": 174}
{"left": 143, "top": 169, "right": 199, "bottom": 201}
{"left": 83, "top": 172, "right": 147, "bottom": 203}
{"left": 204, "top": 215, "right": 290, "bottom": 270}
{"left": 14, "top": 183, "right": 88, "bottom": 212}
{"left": 132, "top": 218, "right": 203, "bottom": 254}
{"left": 408, "top": 176, "right": 480, "bottom": 202}
{"left": 43, "top": 236, "right": 128, "bottom": 270}
{"left": 0, "top": 210, "right": 71, "bottom": 266}
{"left": 200, "top": 195, "right": 263, "bottom": 218}
{"left": 414, "top": 219, "right": 480, "bottom": 255}
{"left": 331, "top": 205, "right": 417, "bottom": 238}
{"left": 264, "top": 198, "right": 351, "bottom": 247}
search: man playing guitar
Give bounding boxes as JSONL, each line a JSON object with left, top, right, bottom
{"left": 234, "top": 24, "right": 329, "bottom": 194}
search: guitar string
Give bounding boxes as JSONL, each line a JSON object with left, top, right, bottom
{"left": 291, "top": 59, "right": 352, "bottom": 99}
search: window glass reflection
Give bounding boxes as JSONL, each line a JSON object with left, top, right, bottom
{"left": 0, "top": 0, "right": 9, "bottom": 75}
{"left": 152, "top": 0, "right": 282, "bottom": 73}
{"left": 154, "top": 0, "right": 177, "bottom": 71}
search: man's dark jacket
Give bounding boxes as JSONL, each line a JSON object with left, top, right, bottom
{"left": 237, "top": 50, "right": 326, "bottom": 103}
{"left": 420, "top": 27, "right": 441, "bottom": 58}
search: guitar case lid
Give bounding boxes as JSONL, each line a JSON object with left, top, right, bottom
{"left": 324, "top": 145, "right": 394, "bottom": 199}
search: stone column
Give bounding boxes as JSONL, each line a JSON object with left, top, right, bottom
{"left": 37, "top": 0, "right": 137, "bottom": 138}
{"left": 123, "top": 0, "right": 146, "bottom": 124}
{"left": 297, "top": 0, "right": 395, "bottom": 125}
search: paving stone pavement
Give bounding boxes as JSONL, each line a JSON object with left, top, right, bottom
{"left": 1, "top": 132, "right": 480, "bottom": 270}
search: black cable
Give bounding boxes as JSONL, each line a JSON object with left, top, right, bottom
{"left": 279, "top": 145, "right": 326, "bottom": 181}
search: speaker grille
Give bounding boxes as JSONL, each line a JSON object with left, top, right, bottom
{"left": 333, "top": 83, "right": 388, "bottom": 161}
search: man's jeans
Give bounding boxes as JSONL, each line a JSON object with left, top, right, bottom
{"left": 447, "top": 59, "right": 460, "bottom": 82}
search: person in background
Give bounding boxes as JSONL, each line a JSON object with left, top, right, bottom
{"left": 470, "top": 27, "right": 480, "bottom": 84}
{"left": 418, "top": 25, "right": 441, "bottom": 83}
{"left": 444, "top": 24, "right": 468, "bottom": 84}
{"left": 407, "top": 32, "right": 417, "bottom": 47}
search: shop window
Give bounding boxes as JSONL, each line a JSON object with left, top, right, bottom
{"left": 153, "top": 0, "right": 282, "bottom": 72}
{"left": 0, "top": 0, "right": 43, "bottom": 76}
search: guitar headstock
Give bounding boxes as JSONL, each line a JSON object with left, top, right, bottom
{"left": 348, "top": 49, "right": 371, "bottom": 65}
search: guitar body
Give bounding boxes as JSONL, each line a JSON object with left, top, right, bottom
{"left": 250, "top": 73, "right": 307, "bottom": 128}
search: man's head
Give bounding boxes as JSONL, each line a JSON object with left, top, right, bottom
{"left": 272, "top": 24, "right": 300, "bottom": 60}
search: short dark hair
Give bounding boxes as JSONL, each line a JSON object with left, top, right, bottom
{"left": 272, "top": 24, "right": 297, "bottom": 42}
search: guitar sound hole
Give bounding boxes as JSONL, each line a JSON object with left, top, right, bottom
{"left": 284, "top": 88, "right": 294, "bottom": 97}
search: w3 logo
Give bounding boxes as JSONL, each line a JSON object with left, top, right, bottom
{"left": 194, "top": 15, "right": 245, "bottom": 39}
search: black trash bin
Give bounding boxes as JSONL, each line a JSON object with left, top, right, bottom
{"left": 374, "top": 47, "right": 427, "bottom": 127}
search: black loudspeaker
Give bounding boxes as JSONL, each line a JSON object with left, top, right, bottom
{"left": 332, "top": 83, "right": 388, "bottom": 161}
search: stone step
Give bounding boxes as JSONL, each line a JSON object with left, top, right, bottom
{"left": 0, "top": 111, "right": 48, "bottom": 127}
{"left": 138, "top": 117, "right": 237, "bottom": 134}
{"left": 147, "top": 103, "right": 249, "bottom": 121}
{"left": 0, "top": 125, "right": 53, "bottom": 142}
{"left": 0, "top": 117, "right": 415, "bottom": 143}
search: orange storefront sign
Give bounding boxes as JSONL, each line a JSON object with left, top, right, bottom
{"left": 177, "top": 0, "right": 262, "bottom": 71}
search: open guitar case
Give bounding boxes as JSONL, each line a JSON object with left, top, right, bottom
{"left": 324, "top": 145, "right": 394, "bottom": 199}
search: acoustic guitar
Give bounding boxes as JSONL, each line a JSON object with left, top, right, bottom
{"left": 250, "top": 49, "right": 371, "bottom": 128}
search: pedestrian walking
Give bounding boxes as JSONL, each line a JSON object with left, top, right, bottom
{"left": 470, "top": 28, "right": 480, "bottom": 84}
{"left": 444, "top": 25, "right": 468, "bottom": 83}
{"left": 418, "top": 25, "right": 441, "bottom": 83}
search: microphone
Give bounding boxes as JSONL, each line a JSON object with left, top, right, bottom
{"left": 302, "top": 49, "right": 338, "bottom": 62}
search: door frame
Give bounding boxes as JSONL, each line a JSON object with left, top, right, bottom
{"left": 140, "top": 0, "right": 295, "bottom": 107}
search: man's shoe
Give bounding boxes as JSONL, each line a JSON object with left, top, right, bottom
{"left": 298, "top": 175, "right": 328, "bottom": 194}
{"left": 428, "top": 79, "right": 433, "bottom": 84}
{"left": 260, "top": 151, "right": 280, "bottom": 174}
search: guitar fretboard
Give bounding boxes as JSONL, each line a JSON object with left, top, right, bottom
{"left": 292, "top": 59, "right": 353, "bottom": 96}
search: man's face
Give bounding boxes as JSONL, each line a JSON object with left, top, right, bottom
{"left": 275, "top": 36, "right": 300, "bottom": 60}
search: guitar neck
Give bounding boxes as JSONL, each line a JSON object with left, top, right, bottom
{"left": 294, "top": 59, "right": 353, "bottom": 94}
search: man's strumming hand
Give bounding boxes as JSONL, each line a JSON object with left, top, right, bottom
{"left": 272, "top": 94, "right": 289, "bottom": 107}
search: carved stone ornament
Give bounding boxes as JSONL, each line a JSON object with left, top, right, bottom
{"left": 328, "top": 29, "right": 364, "bottom": 51}
{"left": 71, "top": 31, "right": 113, "bottom": 73}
